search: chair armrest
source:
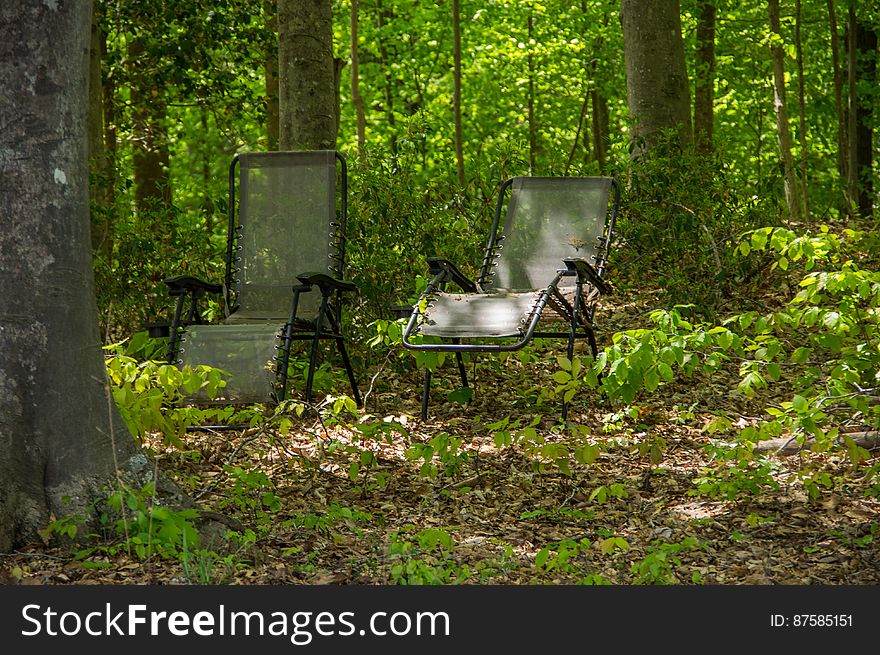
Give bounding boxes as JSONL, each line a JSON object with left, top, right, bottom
{"left": 563, "top": 258, "right": 612, "bottom": 295}
{"left": 296, "top": 272, "right": 358, "bottom": 294}
{"left": 426, "top": 257, "right": 479, "bottom": 293}
{"left": 163, "top": 275, "right": 223, "bottom": 296}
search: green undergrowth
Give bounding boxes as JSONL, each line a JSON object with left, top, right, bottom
{"left": 35, "top": 219, "right": 880, "bottom": 584}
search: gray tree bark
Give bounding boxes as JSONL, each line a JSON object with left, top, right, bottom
{"left": 278, "top": 0, "right": 337, "bottom": 150}
{"left": 619, "top": 0, "right": 693, "bottom": 155}
{"left": 265, "top": 0, "right": 280, "bottom": 151}
{"left": 0, "top": 2, "right": 192, "bottom": 552}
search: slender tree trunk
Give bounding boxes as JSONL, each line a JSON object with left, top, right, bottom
{"left": 88, "top": 7, "right": 111, "bottom": 258}
{"left": 581, "top": 3, "right": 610, "bottom": 173}
{"left": 452, "top": 0, "right": 466, "bottom": 185}
{"left": 527, "top": 12, "right": 537, "bottom": 174}
{"left": 375, "top": 2, "right": 398, "bottom": 156}
{"left": 278, "top": 0, "right": 337, "bottom": 150}
{"left": 591, "top": 90, "right": 609, "bottom": 173}
{"left": 694, "top": 1, "right": 716, "bottom": 154}
{"left": 846, "top": 12, "right": 876, "bottom": 220}
{"left": 264, "top": 0, "right": 280, "bottom": 151}
{"left": 846, "top": 6, "right": 858, "bottom": 213}
{"left": 102, "top": 28, "right": 118, "bottom": 217}
{"left": 350, "top": 0, "right": 367, "bottom": 159}
{"left": 566, "top": 91, "right": 591, "bottom": 174}
{"left": 827, "top": 0, "right": 848, "bottom": 206}
{"left": 768, "top": 0, "right": 801, "bottom": 221}
{"left": 201, "top": 111, "right": 214, "bottom": 235}
{"left": 620, "top": 0, "right": 693, "bottom": 156}
{"left": 794, "top": 0, "right": 810, "bottom": 220}
{"left": 128, "top": 37, "right": 171, "bottom": 222}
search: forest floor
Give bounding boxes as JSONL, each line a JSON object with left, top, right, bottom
{"left": 2, "top": 290, "right": 879, "bottom": 586}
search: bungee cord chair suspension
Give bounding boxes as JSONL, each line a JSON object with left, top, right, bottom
{"left": 402, "top": 176, "right": 620, "bottom": 420}
{"left": 163, "top": 150, "right": 361, "bottom": 410}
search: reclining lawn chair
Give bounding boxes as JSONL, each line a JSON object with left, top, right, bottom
{"left": 402, "top": 176, "right": 619, "bottom": 420}
{"left": 162, "top": 150, "right": 361, "bottom": 412}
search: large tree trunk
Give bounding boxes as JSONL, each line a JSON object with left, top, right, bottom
{"left": 768, "top": 0, "right": 801, "bottom": 221}
{"left": 619, "top": 0, "right": 692, "bottom": 156}
{"left": 264, "top": 0, "right": 280, "bottom": 151}
{"left": 0, "top": 2, "right": 153, "bottom": 551}
{"left": 694, "top": 1, "right": 716, "bottom": 154}
{"left": 278, "top": 0, "right": 337, "bottom": 150}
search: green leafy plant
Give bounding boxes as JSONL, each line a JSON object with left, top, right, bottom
{"left": 104, "top": 344, "right": 230, "bottom": 446}
{"left": 387, "top": 527, "right": 470, "bottom": 585}
{"left": 630, "top": 536, "right": 702, "bottom": 585}
{"left": 405, "top": 431, "right": 469, "bottom": 479}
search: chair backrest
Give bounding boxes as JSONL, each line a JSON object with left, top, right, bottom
{"left": 479, "top": 177, "right": 617, "bottom": 291}
{"left": 225, "top": 150, "right": 346, "bottom": 320}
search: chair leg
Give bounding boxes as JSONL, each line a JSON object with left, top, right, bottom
{"left": 336, "top": 337, "right": 362, "bottom": 407}
{"left": 562, "top": 328, "right": 576, "bottom": 421}
{"left": 324, "top": 309, "right": 361, "bottom": 407}
{"left": 305, "top": 298, "right": 329, "bottom": 403}
{"left": 562, "top": 286, "right": 584, "bottom": 421}
{"left": 421, "top": 370, "right": 432, "bottom": 420}
{"left": 586, "top": 327, "right": 599, "bottom": 358}
{"left": 455, "top": 352, "right": 468, "bottom": 388}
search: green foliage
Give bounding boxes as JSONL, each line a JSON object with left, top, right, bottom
{"left": 630, "top": 537, "right": 702, "bottom": 585}
{"left": 219, "top": 465, "right": 281, "bottom": 516}
{"left": 552, "top": 222, "right": 880, "bottom": 499}
{"left": 589, "top": 483, "right": 628, "bottom": 505}
{"left": 617, "top": 136, "right": 770, "bottom": 311}
{"left": 103, "top": 483, "right": 202, "bottom": 560}
{"left": 41, "top": 482, "right": 202, "bottom": 563}
{"left": 405, "top": 431, "right": 469, "bottom": 479}
{"left": 691, "top": 443, "right": 782, "bottom": 501}
{"left": 387, "top": 527, "right": 470, "bottom": 585}
{"left": 289, "top": 504, "right": 373, "bottom": 534}
{"left": 552, "top": 307, "right": 735, "bottom": 407}
{"left": 534, "top": 538, "right": 605, "bottom": 584}
{"left": 104, "top": 344, "right": 231, "bottom": 446}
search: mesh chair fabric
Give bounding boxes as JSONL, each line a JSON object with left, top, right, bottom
{"left": 418, "top": 290, "right": 542, "bottom": 338}
{"left": 486, "top": 177, "right": 612, "bottom": 291}
{"left": 236, "top": 151, "right": 337, "bottom": 322}
{"left": 179, "top": 323, "right": 283, "bottom": 403}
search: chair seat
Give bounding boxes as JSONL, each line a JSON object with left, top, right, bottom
{"left": 418, "top": 290, "right": 543, "bottom": 338}
{"left": 179, "top": 323, "right": 283, "bottom": 403}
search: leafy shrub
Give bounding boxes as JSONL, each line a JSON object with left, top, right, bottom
{"left": 615, "top": 135, "right": 772, "bottom": 312}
